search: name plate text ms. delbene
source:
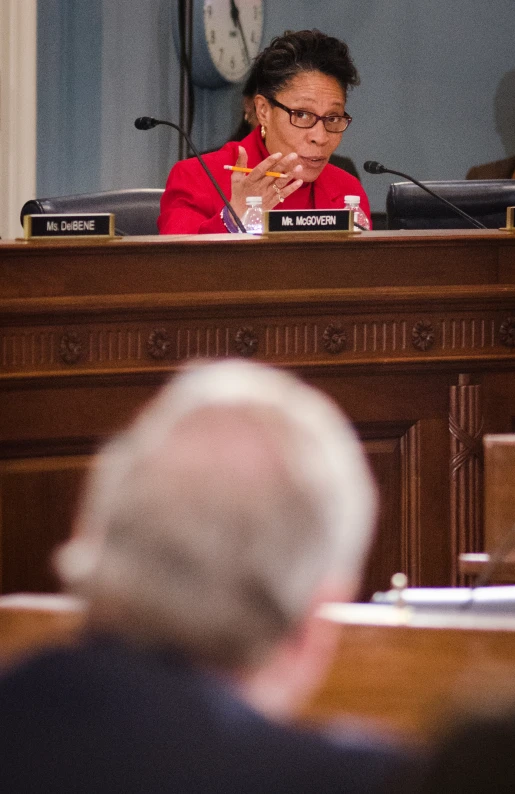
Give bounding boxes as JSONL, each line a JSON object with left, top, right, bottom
{"left": 264, "top": 209, "right": 352, "bottom": 234}
{"left": 24, "top": 213, "right": 115, "bottom": 240}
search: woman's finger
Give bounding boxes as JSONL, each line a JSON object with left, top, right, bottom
{"left": 269, "top": 153, "right": 301, "bottom": 181}
{"left": 230, "top": 146, "right": 249, "bottom": 187}
{"left": 274, "top": 163, "right": 303, "bottom": 188}
{"left": 244, "top": 151, "right": 284, "bottom": 182}
{"left": 269, "top": 178, "right": 303, "bottom": 209}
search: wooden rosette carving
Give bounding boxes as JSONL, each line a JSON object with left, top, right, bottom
{"left": 412, "top": 320, "right": 435, "bottom": 351}
{"left": 322, "top": 324, "right": 346, "bottom": 354}
{"left": 234, "top": 327, "right": 258, "bottom": 357}
{"left": 59, "top": 332, "right": 83, "bottom": 365}
{"left": 147, "top": 328, "right": 171, "bottom": 360}
{"left": 499, "top": 317, "right": 515, "bottom": 348}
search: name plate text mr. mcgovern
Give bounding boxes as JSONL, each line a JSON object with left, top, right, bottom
{"left": 23, "top": 213, "right": 115, "bottom": 240}
{"left": 264, "top": 209, "right": 352, "bottom": 234}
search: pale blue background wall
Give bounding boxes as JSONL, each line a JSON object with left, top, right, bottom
{"left": 37, "top": 0, "right": 515, "bottom": 212}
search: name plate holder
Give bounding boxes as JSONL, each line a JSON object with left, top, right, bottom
{"left": 501, "top": 206, "right": 515, "bottom": 232}
{"left": 264, "top": 209, "right": 354, "bottom": 235}
{"left": 23, "top": 213, "right": 116, "bottom": 241}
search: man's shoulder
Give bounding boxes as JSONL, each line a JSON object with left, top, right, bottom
{"left": 262, "top": 717, "right": 418, "bottom": 793}
{"left": 0, "top": 637, "right": 419, "bottom": 793}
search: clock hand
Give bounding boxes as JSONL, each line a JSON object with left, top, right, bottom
{"left": 229, "top": 0, "right": 239, "bottom": 27}
{"left": 229, "top": 0, "right": 251, "bottom": 66}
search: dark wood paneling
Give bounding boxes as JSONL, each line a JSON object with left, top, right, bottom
{"left": 2, "top": 231, "right": 515, "bottom": 595}
{"left": 0, "top": 456, "right": 89, "bottom": 592}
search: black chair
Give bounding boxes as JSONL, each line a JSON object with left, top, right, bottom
{"left": 371, "top": 211, "right": 388, "bottom": 230}
{"left": 20, "top": 189, "right": 164, "bottom": 236}
{"left": 386, "top": 179, "right": 515, "bottom": 230}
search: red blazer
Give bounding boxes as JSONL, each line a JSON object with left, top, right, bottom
{"left": 158, "top": 126, "right": 371, "bottom": 234}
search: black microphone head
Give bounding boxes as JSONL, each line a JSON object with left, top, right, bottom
{"left": 134, "top": 116, "right": 158, "bottom": 131}
{"left": 363, "top": 160, "right": 387, "bottom": 175}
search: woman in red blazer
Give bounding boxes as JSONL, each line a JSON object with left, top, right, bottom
{"left": 158, "top": 30, "right": 370, "bottom": 235}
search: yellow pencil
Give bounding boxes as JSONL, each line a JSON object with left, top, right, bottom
{"left": 223, "top": 165, "right": 287, "bottom": 178}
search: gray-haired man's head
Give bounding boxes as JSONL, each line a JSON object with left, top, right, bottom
{"left": 56, "top": 360, "right": 376, "bottom": 670}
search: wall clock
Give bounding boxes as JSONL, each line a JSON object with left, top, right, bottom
{"left": 188, "top": 0, "right": 265, "bottom": 88}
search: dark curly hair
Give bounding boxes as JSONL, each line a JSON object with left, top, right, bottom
{"left": 248, "top": 29, "right": 360, "bottom": 100}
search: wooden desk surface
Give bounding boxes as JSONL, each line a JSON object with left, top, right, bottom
{"left": 2, "top": 231, "right": 515, "bottom": 596}
{"left": 0, "top": 596, "right": 85, "bottom": 668}
{"left": 3, "top": 596, "right": 515, "bottom": 746}
{"left": 303, "top": 603, "right": 515, "bottom": 743}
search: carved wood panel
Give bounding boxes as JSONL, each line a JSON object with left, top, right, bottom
{"left": 0, "top": 454, "right": 90, "bottom": 593}
{"left": 359, "top": 422, "right": 421, "bottom": 598}
{"left": 0, "top": 427, "right": 424, "bottom": 600}
{"left": 307, "top": 369, "right": 451, "bottom": 596}
{"left": 2, "top": 234, "right": 515, "bottom": 595}
{"left": 3, "top": 307, "right": 515, "bottom": 376}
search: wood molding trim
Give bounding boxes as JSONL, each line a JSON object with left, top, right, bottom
{"left": 401, "top": 421, "right": 422, "bottom": 585}
{"left": 449, "top": 374, "right": 484, "bottom": 585}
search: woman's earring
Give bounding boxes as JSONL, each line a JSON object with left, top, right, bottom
{"left": 261, "top": 125, "right": 266, "bottom": 140}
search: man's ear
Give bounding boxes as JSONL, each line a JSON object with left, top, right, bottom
{"left": 254, "top": 94, "right": 271, "bottom": 127}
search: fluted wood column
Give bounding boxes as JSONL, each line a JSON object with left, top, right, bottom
{"left": 449, "top": 374, "right": 483, "bottom": 585}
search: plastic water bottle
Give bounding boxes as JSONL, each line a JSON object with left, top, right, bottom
{"left": 242, "top": 196, "right": 264, "bottom": 235}
{"left": 344, "top": 195, "right": 370, "bottom": 231}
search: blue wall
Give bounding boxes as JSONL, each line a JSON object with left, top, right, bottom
{"left": 37, "top": 0, "right": 103, "bottom": 195}
{"left": 37, "top": 0, "right": 515, "bottom": 211}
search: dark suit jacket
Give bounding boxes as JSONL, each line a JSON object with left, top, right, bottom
{"left": 466, "top": 155, "right": 515, "bottom": 180}
{"left": 0, "top": 634, "right": 417, "bottom": 793}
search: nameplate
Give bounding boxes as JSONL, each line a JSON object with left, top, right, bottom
{"left": 23, "top": 213, "right": 115, "bottom": 240}
{"left": 264, "top": 209, "right": 352, "bottom": 234}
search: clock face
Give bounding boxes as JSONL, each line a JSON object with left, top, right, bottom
{"left": 203, "top": 0, "right": 264, "bottom": 84}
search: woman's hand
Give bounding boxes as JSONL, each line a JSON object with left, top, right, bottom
{"left": 229, "top": 146, "right": 303, "bottom": 218}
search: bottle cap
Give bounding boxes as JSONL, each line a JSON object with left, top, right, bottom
{"left": 344, "top": 195, "right": 360, "bottom": 207}
{"left": 246, "top": 196, "right": 263, "bottom": 206}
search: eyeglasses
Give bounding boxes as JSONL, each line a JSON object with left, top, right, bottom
{"left": 268, "top": 98, "right": 352, "bottom": 133}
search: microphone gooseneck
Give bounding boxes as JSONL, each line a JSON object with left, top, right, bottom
{"left": 363, "top": 160, "right": 487, "bottom": 230}
{"left": 135, "top": 116, "right": 246, "bottom": 233}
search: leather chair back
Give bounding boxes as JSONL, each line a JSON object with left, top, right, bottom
{"left": 386, "top": 179, "right": 515, "bottom": 230}
{"left": 20, "top": 189, "right": 164, "bottom": 236}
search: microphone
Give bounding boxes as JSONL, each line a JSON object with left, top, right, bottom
{"left": 363, "top": 161, "right": 388, "bottom": 175}
{"left": 135, "top": 116, "right": 246, "bottom": 233}
{"left": 363, "top": 160, "right": 487, "bottom": 230}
